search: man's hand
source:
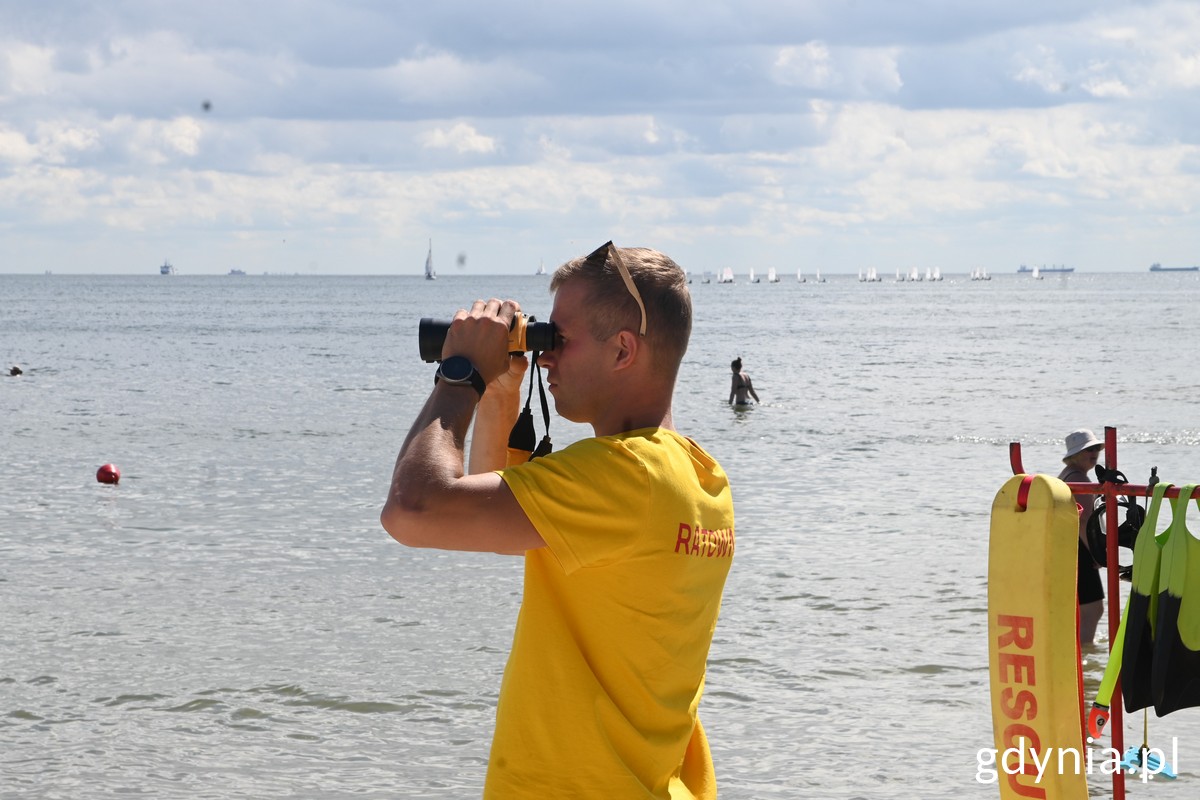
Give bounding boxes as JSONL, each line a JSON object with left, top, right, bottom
{"left": 490, "top": 353, "right": 530, "bottom": 400}
{"left": 442, "top": 299, "right": 521, "bottom": 384}
{"left": 468, "top": 353, "right": 529, "bottom": 475}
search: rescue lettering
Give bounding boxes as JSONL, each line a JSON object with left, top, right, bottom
{"left": 674, "top": 523, "right": 735, "bottom": 558}
{"left": 994, "top": 615, "right": 1046, "bottom": 799}
{"left": 997, "top": 652, "right": 1036, "bottom": 686}
{"left": 996, "top": 614, "right": 1034, "bottom": 649}
{"left": 999, "top": 687, "right": 1037, "bottom": 721}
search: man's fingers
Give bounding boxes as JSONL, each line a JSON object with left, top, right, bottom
{"left": 499, "top": 299, "right": 521, "bottom": 326}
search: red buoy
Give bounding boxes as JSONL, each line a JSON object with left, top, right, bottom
{"left": 96, "top": 463, "right": 121, "bottom": 484}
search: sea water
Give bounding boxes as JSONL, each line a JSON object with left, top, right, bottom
{"left": 3, "top": 270, "right": 1200, "bottom": 798}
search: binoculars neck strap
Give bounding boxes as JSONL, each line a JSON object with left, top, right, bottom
{"left": 507, "top": 353, "right": 553, "bottom": 460}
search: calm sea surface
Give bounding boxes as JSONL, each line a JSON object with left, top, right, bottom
{"left": 4, "top": 271, "right": 1200, "bottom": 799}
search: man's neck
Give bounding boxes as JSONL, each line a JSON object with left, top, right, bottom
{"left": 591, "top": 405, "right": 674, "bottom": 438}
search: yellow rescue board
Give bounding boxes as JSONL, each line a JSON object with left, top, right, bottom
{"left": 988, "top": 474, "right": 1089, "bottom": 799}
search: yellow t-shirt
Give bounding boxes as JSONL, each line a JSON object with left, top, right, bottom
{"left": 490, "top": 428, "right": 734, "bottom": 799}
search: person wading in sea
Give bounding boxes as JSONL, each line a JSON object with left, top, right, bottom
{"left": 1058, "top": 428, "right": 1105, "bottom": 645}
{"left": 728, "top": 356, "right": 760, "bottom": 406}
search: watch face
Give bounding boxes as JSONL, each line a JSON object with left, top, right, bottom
{"left": 439, "top": 356, "right": 473, "bottom": 382}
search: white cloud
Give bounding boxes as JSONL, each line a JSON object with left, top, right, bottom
{"left": 1012, "top": 45, "right": 1069, "bottom": 94}
{"left": 0, "top": 41, "right": 56, "bottom": 100}
{"left": 1083, "top": 78, "right": 1131, "bottom": 98}
{"left": 771, "top": 42, "right": 902, "bottom": 97}
{"left": 1162, "top": 50, "right": 1200, "bottom": 89}
{"left": 420, "top": 122, "right": 497, "bottom": 154}
{"left": 161, "top": 117, "right": 204, "bottom": 157}
{"left": 0, "top": 127, "right": 38, "bottom": 163}
{"left": 34, "top": 122, "right": 101, "bottom": 164}
{"left": 384, "top": 49, "right": 542, "bottom": 108}
{"left": 773, "top": 42, "right": 835, "bottom": 90}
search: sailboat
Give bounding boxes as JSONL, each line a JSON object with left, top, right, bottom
{"left": 796, "top": 268, "right": 806, "bottom": 284}
{"left": 767, "top": 267, "right": 780, "bottom": 283}
{"left": 535, "top": 259, "right": 546, "bottom": 276}
{"left": 815, "top": 268, "right": 825, "bottom": 284}
{"left": 717, "top": 267, "right": 735, "bottom": 284}
{"left": 424, "top": 240, "right": 436, "bottom": 280}
{"left": 749, "top": 267, "right": 760, "bottom": 284}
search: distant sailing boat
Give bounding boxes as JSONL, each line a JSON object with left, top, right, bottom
{"left": 424, "top": 240, "right": 436, "bottom": 280}
{"left": 767, "top": 267, "right": 779, "bottom": 283}
{"left": 535, "top": 259, "right": 547, "bottom": 276}
{"left": 717, "top": 267, "right": 735, "bottom": 284}
{"left": 796, "top": 268, "right": 806, "bottom": 283}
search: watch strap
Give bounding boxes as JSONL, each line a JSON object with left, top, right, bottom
{"left": 434, "top": 358, "right": 486, "bottom": 397}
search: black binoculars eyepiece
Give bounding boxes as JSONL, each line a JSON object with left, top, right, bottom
{"left": 419, "top": 313, "right": 557, "bottom": 363}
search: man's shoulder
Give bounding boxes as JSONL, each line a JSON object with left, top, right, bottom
{"left": 611, "top": 428, "right": 709, "bottom": 453}
{"left": 531, "top": 429, "right": 724, "bottom": 480}
{"left": 618, "top": 430, "right": 726, "bottom": 482}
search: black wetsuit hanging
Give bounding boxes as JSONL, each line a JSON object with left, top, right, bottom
{"left": 1151, "top": 483, "right": 1200, "bottom": 716}
{"left": 1121, "top": 482, "right": 1172, "bottom": 713}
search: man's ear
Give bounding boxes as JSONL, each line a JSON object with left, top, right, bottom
{"left": 612, "top": 329, "right": 641, "bottom": 371}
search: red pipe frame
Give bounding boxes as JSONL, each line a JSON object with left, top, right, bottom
{"left": 1006, "top": 425, "right": 1200, "bottom": 800}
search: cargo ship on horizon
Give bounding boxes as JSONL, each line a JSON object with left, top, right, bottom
{"left": 1018, "top": 264, "right": 1074, "bottom": 273}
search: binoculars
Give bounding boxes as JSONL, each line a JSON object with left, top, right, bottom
{"left": 419, "top": 313, "right": 558, "bottom": 363}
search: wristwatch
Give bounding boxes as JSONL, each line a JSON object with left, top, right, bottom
{"left": 434, "top": 355, "right": 486, "bottom": 398}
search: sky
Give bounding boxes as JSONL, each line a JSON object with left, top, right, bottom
{"left": 2, "top": 0, "right": 1199, "bottom": 275}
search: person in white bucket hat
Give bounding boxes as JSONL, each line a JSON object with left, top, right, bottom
{"left": 1063, "top": 429, "right": 1103, "bottom": 461}
{"left": 1058, "top": 428, "right": 1105, "bottom": 645}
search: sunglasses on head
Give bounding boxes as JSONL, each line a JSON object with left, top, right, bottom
{"left": 587, "top": 241, "right": 647, "bottom": 337}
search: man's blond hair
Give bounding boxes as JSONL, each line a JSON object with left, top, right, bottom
{"left": 551, "top": 245, "right": 691, "bottom": 373}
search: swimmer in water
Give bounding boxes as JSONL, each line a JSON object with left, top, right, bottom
{"left": 729, "top": 357, "right": 759, "bottom": 406}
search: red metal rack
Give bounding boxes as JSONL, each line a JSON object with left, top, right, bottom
{"left": 1007, "top": 425, "right": 1200, "bottom": 799}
